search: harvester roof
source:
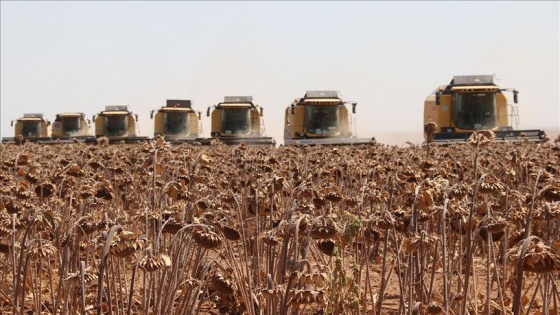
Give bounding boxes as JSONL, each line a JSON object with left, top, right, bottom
{"left": 451, "top": 75, "right": 496, "bottom": 86}
{"left": 160, "top": 107, "right": 194, "bottom": 112}
{"left": 104, "top": 105, "right": 129, "bottom": 111}
{"left": 19, "top": 113, "right": 45, "bottom": 121}
{"left": 224, "top": 96, "right": 253, "bottom": 103}
{"left": 57, "top": 112, "right": 85, "bottom": 117}
{"left": 301, "top": 98, "right": 343, "bottom": 104}
{"left": 304, "top": 91, "right": 339, "bottom": 99}
{"left": 218, "top": 103, "right": 253, "bottom": 109}
{"left": 100, "top": 105, "right": 131, "bottom": 115}
{"left": 166, "top": 100, "right": 192, "bottom": 108}
{"left": 23, "top": 113, "right": 43, "bottom": 118}
{"left": 450, "top": 85, "right": 500, "bottom": 93}
{"left": 440, "top": 75, "right": 499, "bottom": 94}
{"left": 218, "top": 96, "right": 256, "bottom": 108}
{"left": 295, "top": 91, "right": 342, "bottom": 106}
{"left": 101, "top": 111, "right": 130, "bottom": 116}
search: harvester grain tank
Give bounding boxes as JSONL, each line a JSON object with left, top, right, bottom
{"left": 151, "top": 100, "right": 203, "bottom": 143}
{"left": 1, "top": 113, "right": 51, "bottom": 144}
{"left": 284, "top": 90, "right": 376, "bottom": 145}
{"left": 93, "top": 105, "right": 148, "bottom": 143}
{"left": 424, "top": 75, "right": 546, "bottom": 143}
{"left": 207, "top": 96, "right": 275, "bottom": 146}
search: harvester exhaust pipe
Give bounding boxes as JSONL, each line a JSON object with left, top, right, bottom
{"left": 435, "top": 91, "right": 441, "bottom": 105}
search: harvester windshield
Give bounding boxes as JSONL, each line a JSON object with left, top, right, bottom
{"left": 304, "top": 105, "right": 339, "bottom": 135}
{"left": 164, "top": 112, "right": 189, "bottom": 135}
{"left": 21, "top": 121, "right": 41, "bottom": 137}
{"left": 221, "top": 108, "right": 250, "bottom": 135}
{"left": 104, "top": 115, "right": 128, "bottom": 136}
{"left": 61, "top": 116, "right": 80, "bottom": 134}
{"left": 452, "top": 93, "right": 496, "bottom": 130}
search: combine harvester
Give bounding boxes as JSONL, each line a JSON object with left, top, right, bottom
{"left": 284, "top": 90, "right": 376, "bottom": 145}
{"left": 151, "top": 100, "right": 203, "bottom": 144}
{"left": 206, "top": 96, "right": 276, "bottom": 146}
{"left": 51, "top": 112, "right": 96, "bottom": 143}
{"left": 424, "top": 75, "right": 546, "bottom": 143}
{"left": 2, "top": 112, "right": 95, "bottom": 144}
{"left": 2, "top": 113, "right": 51, "bottom": 144}
{"left": 93, "top": 105, "right": 148, "bottom": 144}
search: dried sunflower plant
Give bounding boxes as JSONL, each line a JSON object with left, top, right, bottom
{"left": 0, "top": 137, "right": 559, "bottom": 315}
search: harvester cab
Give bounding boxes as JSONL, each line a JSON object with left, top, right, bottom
{"left": 206, "top": 96, "right": 276, "bottom": 146}
{"left": 151, "top": 100, "right": 203, "bottom": 143}
{"left": 51, "top": 113, "right": 96, "bottom": 143}
{"left": 93, "top": 105, "right": 148, "bottom": 144}
{"left": 424, "top": 75, "right": 546, "bottom": 143}
{"left": 284, "top": 90, "right": 376, "bottom": 145}
{"left": 1, "top": 113, "right": 51, "bottom": 144}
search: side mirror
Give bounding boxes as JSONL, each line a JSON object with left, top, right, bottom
{"left": 198, "top": 111, "right": 201, "bottom": 120}
{"left": 150, "top": 110, "right": 154, "bottom": 119}
{"left": 260, "top": 107, "right": 263, "bottom": 117}
{"left": 207, "top": 107, "right": 211, "bottom": 117}
{"left": 92, "top": 115, "right": 96, "bottom": 122}
{"left": 87, "top": 119, "right": 91, "bottom": 125}
{"left": 435, "top": 91, "right": 441, "bottom": 105}
{"left": 11, "top": 120, "right": 14, "bottom": 127}
{"left": 47, "top": 121, "right": 51, "bottom": 126}
{"left": 290, "top": 104, "right": 295, "bottom": 115}
{"left": 135, "top": 114, "right": 139, "bottom": 122}
{"left": 352, "top": 103, "right": 357, "bottom": 114}
{"left": 513, "top": 90, "right": 518, "bottom": 103}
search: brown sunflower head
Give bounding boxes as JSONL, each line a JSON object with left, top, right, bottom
{"left": 211, "top": 271, "right": 236, "bottom": 295}
{"left": 192, "top": 227, "right": 222, "bottom": 249}
{"left": 310, "top": 215, "right": 340, "bottom": 239}
{"left": 139, "top": 253, "right": 171, "bottom": 272}
{"left": 317, "top": 239, "right": 337, "bottom": 256}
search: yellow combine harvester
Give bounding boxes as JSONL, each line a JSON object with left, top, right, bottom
{"left": 424, "top": 75, "right": 546, "bottom": 143}
{"left": 151, "top": 100, "right": 203, "bottom": 143}
{"left": 207, "top": 96, "right": 275, "bottom": 146}
{"left": 284, "top": 90, "right": 376, "bottom": 145}
{"left": 51, "top": 112, "right": 96, "bottom": 143}
{"left": 2, "top": 113, "right": 51, "bottom": 144}
{"left": 93, "top": 105, "right": 148, "bottom": 144}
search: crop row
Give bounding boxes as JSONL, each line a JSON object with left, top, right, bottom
{"left": 0, "top": 136, "right": 559, "bottom": 314}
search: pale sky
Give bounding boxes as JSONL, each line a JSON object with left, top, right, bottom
{"left": 1, "top": 1, "right": 559, "bottom": 145}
